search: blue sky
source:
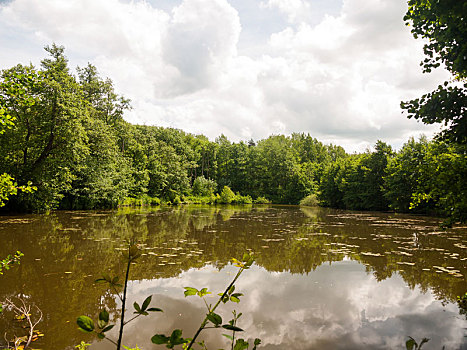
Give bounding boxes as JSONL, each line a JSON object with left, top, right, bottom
{"left": 0, "top": 0, "right": 450, "bottom": 152}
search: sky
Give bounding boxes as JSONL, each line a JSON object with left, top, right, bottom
{"left": 0, "top": 0, "right": 451, "bottom": 152}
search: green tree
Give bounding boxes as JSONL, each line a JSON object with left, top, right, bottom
{"left": 384, "top": 137, "right": 430, "bottom": 212}
{"left": 192, "top": 176, "right": 217, "bottom": 197}
{"left": 402, "top": 0, "right": 467, "bottom": 143}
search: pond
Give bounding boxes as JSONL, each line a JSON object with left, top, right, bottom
{"left": 0, "top": 205, "right": 466, "bottom": 349}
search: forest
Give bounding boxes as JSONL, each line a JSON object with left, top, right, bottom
{"left": 0, "top": 44, "right": 465, "bottom": 225}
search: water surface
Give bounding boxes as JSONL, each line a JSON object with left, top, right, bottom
{"left": 0, "top": 205, "right": 466, "bottom": 349}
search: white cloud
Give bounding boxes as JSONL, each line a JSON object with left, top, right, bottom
{"left": 260, "top": 0, "right": 312, "bottom": 24}
{"left": 0, "top": 0, "right": 450, "bottom": 152}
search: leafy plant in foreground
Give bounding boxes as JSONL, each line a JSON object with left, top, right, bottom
{"left": 405, "top": 336, "right": 429, "bottom": 350}
{"left": 77, "top": 248, "right": 260, "bottom": 350}
{"left": 77, "top": 243, "right": 163, "bottom": 349}
{"left": 151, "top": 253, "right": 260, "bottom": 350}
{"left": 0, "top": 251, "right": 23, "bottom": 275}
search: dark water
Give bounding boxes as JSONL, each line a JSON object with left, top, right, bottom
{"left": 0, "top": 205, "right": 466, "bottom": 349}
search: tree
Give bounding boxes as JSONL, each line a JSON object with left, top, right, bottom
{"left": 401, "top": 1, "right": 467, "bottom": 143}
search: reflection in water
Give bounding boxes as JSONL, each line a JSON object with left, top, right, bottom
{"left": 0, "top": 205, "right": 466, "bottom": 349}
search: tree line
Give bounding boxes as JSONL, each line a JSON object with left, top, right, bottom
{"left": 0, "top": 45, "right": 465, "bottom": 224}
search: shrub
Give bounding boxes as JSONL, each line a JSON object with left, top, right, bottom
{"left": 192, "top": 176, "right": 217, "bottom": 197}
{"left": 234, "top": 193, "right": 253, "bottom": 204}
{"left": 254, "top": 196, "right": 271, "bottom": 204}
{"left": 218, "top": 186, "right": 236, "bottom": 204}
{"left": 299, "top": 194, "right": 319, "bottom": 207}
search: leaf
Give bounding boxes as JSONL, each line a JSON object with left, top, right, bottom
{"left": 406, "top": 337, "right": 416, "bottom": 350}
{"left": 170, "top": 329, "right": 186, "bottom": 345}
{"left": 222, "top": 325, "right": 243, "bottom": 332}
{"left": 184, "top": 287, "right": 198, "bottom": 297}
{"left": 151, "top": 334, "right": 169, "bottom": 345}
{"left": 198, "top": 288, "right": 211, "bottom": 297}
{"left": 97, "top": 333, "right": 105, "bottom": 339}
{"left": 77, "top": 316, "right": 94, "bottom": 333}
{"left": 233, "top": 339, "right": 249, "bottom": 350}
{"left": 141, "top": 295, "right": 152, "bottom": 311}
{"left": 98, "top": 309, "right": 109, "bottom": 329}
{"left": 207, "top": 312, "right": 222, "bottom": 326}
{"left": 253, "top": 338, "right": 261, "bottom": 350}
{"left": 222, "top": 334, "right": 233, "bottom": 341}
{"left": 242, "top": 253, "right": 250, "bottom": 262}
{"left": 147, "top": 307, "right": 163, "bottom": 312}
{"left": 111, "top": 276, "right": 119, "bottom": 285}
{"left": 228, "top": 285, "right": 235, "bottom": 295}
{"left": 129, "top": 245, "right": 141, "bottom": 260}
{"left": 101, "top": 325, "right": 114, "bottom": 333}
{"left": 419, "top": 338, "right": 430, "bottom": 349}
{"left": 133, "top": 302, "right": 141, "bottom": 313}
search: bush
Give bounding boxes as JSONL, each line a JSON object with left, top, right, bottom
{"left": 192, "top": 176, "right": 217, "bottom": 197}
{"left": 234, "top": 193, "right": 253, "bottom": 204}
{"left": 218, "top": 186, "right": 236, "bottom": 204}
{"left": 299, "top": 194, "right": 319, "bottom": 207}
{"left": 254, "top": 196, "right": 271, "bottom": 204}
{"left": 120, "top": 195, "right": 161, "bottom": 207}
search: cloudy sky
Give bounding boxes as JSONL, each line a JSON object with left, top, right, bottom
{"left": 0, "top": 0, "right": 450, "bottom": 152}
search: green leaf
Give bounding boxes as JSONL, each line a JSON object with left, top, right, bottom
{"left": 111, "top": 276, "right": 119, "bottom": 284}
{"left": 233, "top": 339, "right": 249, "bottom": 350}
{"left": 169, "top": 329, "right": 186, "bottom": 345}
{"left": 97, "top": 333, "right": 105, "bottom": 340}
{"left": 151, "top": 334, "right": 169, "bottom": 344}
{"left": 98, "top": 309, "right": 109, "bottom": 328}
{"left": 129, "top": 245, "right": 141, "bottom": 260}
{"left": 147, "top": 307, "right": 163, "bottom": 312}
{"left": 222, "top": 334, "right": 233, "bottom": 341}
{"left": 242, "top": 253, "right": 250, "bottom": 262}
{"left": 198, "top": 288, "right": 210, "bottom": 297}
{"left": 77, "top": 316, "right": 95, "bottom": 333}
{"left": 207, "top": 312, "right": 222, "bottom": 326}
{"left": 184, "top": 287, "right": 198, "bottom": 297}
{"left": 101, "top": 325, "right": 114, "bottom": 333}
{"left": 406, "top": 337, "right": 416, "bottom": 350}
{"left": 141, "top": 295, "right": 152, "bottom": 311}
{"left": 228, "top": 285, "right": 235, "bottom": 295}
{"left": 253, "top": 338, "right": 261, "bottom": 350}
{"left": 222, "top": 325, "right": 243, "bottom": 332}
{"left": 133, "top": 302, "right": 141, "bottom": 313}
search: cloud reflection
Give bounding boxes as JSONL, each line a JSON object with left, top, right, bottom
{"left": 92, "top": 261, "right": 467, "bottom": 349}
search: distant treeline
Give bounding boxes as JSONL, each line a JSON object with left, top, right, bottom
{"left": 0, "top": 46, "right": 465, "bottom": 223}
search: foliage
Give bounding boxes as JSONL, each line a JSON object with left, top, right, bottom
{"left": 405, "top": 336, "right": 429, "bottom": 350}
{"left": 152, "top": 253, "right": 258, "bottom": 350}
{"left": 253, "top": 197, "right": 271, "bottom": 204}
{"left": 192, "top": 176, "right": 217, "bottom": 197}
{"left": 299, "top": 194, "right": 319, "bottom": 207}
{"left": 77, "top": 243, "right": 163, "bottom": 349}
{"left": 457, "top": 292, "right": 467, "bottom": 319}
{"left": 402, "top": 0, "right": 467, "bottom": 143}
{"left": 78, "top": 250, "right": 259, "bottom": 350}
{"left": 0, "top": 174, "right": 35, "bottom": 208}
{"left": 0, "top": 251, "right": 23, "bottom": 275}
{"left": 218, "top": 186, "right": 236, "bottom": 204}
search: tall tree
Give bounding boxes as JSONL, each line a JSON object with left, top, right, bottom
{"left": 401, "top": 0, "right": 467, "bottom": 143}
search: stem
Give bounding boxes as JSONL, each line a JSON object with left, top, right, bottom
{"left": 123, "top": 314, "right": 141, "bottom": 326}
{"left": 103, "top": 335, "right": 118, "bottom": 346}
{"left": 116, "top": 248, "right": 132, "bottom": 350}
{"left": 186, "top": 267, "right": 244, "bottom": 350}
{"left": 112, "top": 285, "right": 124, "bottom": 302}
